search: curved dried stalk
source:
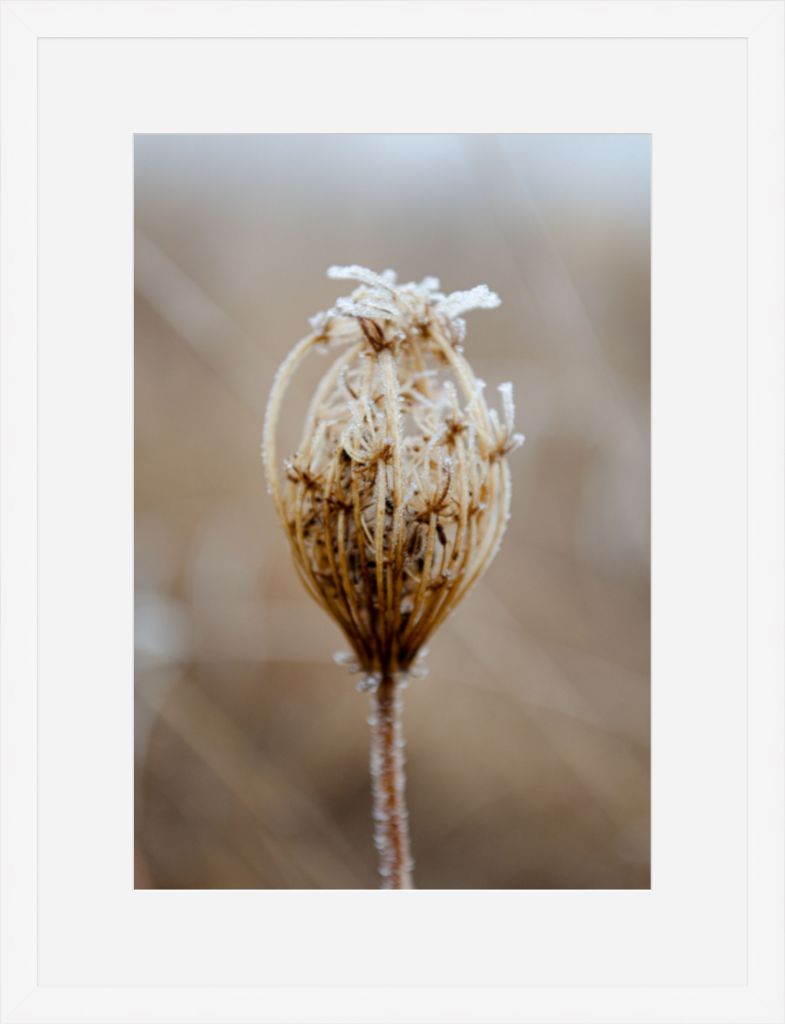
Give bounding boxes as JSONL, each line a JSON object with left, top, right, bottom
{"left": 262, "top": 266, "right": 523, "bottom": 888}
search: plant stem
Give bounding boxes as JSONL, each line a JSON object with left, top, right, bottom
{"left": 369, "top": 674, "right": 413, "bottom": 889}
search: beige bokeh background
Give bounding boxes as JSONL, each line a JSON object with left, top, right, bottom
{"left": 135, "top": 134, "right": 650, "bottom": 889}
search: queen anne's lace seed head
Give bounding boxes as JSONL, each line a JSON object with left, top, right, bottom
{"left": 262, "top": 266, "right": 523, "bottom": 679}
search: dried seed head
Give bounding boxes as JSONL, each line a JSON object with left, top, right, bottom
{"left": 262, "top": 266, "right": 523, "bottom": 679}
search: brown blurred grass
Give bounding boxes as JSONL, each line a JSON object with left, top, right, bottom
{"left": 135, "top": 134, "right": 650, "bottom": 889}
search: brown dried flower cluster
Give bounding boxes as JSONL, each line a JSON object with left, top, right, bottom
{"left": 262, "top": 266, "right": 523, "bottom": 690}
{"left": 262, "top": 266, "right": 523, "bottom": 888}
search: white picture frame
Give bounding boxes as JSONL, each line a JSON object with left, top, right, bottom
{"left": 1, "top": 2, "right": 783, "bottom": 1022}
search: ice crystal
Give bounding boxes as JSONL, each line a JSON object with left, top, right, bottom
{"left": 436, "top": 284, "right": 501, "bottom": 319}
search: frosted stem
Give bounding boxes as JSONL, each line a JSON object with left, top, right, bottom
{"left": 369, "top": 675, "right": 414, "bottom": 889}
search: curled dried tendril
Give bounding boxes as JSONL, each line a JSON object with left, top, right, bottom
{"left": 262, "top": 266, "right": 524, "bottom": 683}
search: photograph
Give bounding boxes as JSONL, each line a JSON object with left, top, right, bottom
{"left": 134, "top": 133, "right": 651, "bottom": 890}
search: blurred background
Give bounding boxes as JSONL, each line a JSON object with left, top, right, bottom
{"left": 135, "top": 134, "right": 650, "bottom": 889}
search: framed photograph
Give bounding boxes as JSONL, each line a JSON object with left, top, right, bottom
{"left": 134, "top": 130, "right": 652, "bottom": 895}
{"left": 1, "top": 2, "right": 783, "bottom": 1022}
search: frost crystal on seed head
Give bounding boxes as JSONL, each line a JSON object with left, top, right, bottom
{"left": 262, "top": 265, "right": 523, "bottom": 683}
{"left": 333, "top": 650, "right": 361, "bottom": 674}
{"left": 436, "top": 284, "right": 501, "bottom": 319}
{"left": 308, "top": 310, "right": 330, "bottom": 332}
{"left": 327, "top": 265, "right": 397, "bottom": 292}
{"left": 314, "top": 265, "right": 501, "bottom": 347}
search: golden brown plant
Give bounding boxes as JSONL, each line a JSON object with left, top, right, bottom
{"left": 262, "top": 266, "right": 523, "bottom": 888}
